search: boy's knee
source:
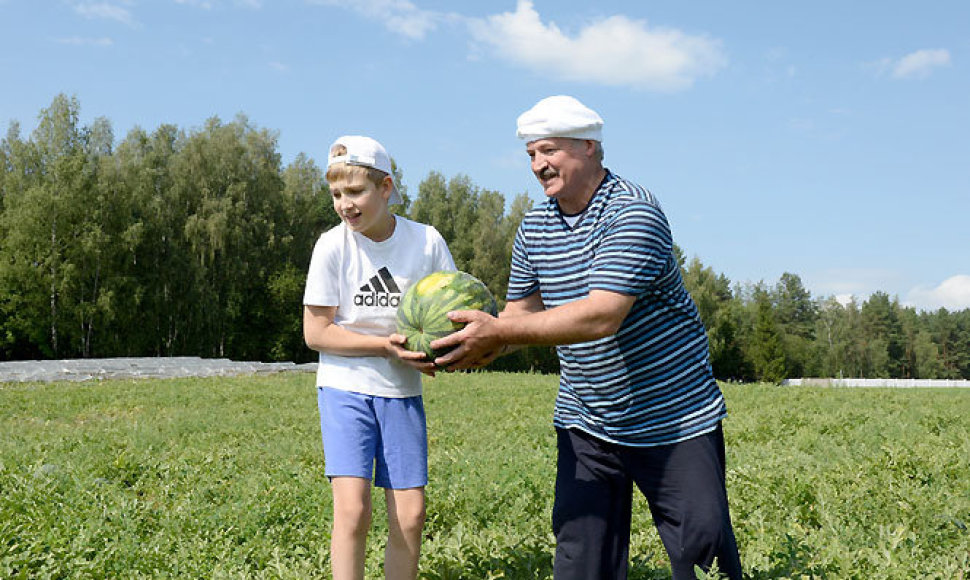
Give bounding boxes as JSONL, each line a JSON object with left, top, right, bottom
{"left": 394, "top": 501, "right": 426, "bottom": 535}
{"left": 335, "top": 500, "right": 373, "bottom": 536}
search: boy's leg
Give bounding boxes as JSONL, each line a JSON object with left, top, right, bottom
{"left": 625, "top": 424, "right": 742, "bottom": 580}
{"left": 372, "top": 395, "right": 428, "bottom": 580}
{"left": 318, "top": 387, "right": 381, "bottom": 580}
{"left": 383, "top": 487, "right": 426, "bottom": 580}
{"left": 552, "top": 428, "right": 634, "bottom": 580}
{"left": 330, "top": 476, "right": 372, "bottom": 580}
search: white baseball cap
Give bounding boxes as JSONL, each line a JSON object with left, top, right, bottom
{"left": 516, "top": 95, "right": 604, "bottom": 142}
{"left": 327, "top": 135, "right": 403, "bottom": 205}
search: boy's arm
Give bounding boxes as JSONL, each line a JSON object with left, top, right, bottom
{"left": 303, "top": 305, "right": 393, "bottom": 357}
{"left": 303, "top": 305, "right": 437, "bottom": 374}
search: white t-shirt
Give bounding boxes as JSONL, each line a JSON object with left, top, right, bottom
{"left": 303, "top": 216, "right": 455, "bottom": 397}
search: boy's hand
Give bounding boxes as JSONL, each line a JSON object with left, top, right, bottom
{"left": 388, "top": 333, "right": 438, "bottom": 376}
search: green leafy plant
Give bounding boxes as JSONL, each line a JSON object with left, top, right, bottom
{"left": 2, "top": 374, "right": 969, "bottom": 578}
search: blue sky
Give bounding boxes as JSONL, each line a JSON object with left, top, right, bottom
{"left": 2, "top": 1, "right": 968, "bottom": 311}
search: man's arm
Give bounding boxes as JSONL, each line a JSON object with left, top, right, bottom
{"left": 431, "top": 289, "right": 636, "bottom": 370}
{"left": 500, "top": 291, "right": 546, "bottom": 318}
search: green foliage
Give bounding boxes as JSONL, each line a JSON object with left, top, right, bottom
{"left": 408, "top": 172, "right": 516, "bottom": 300}
{"left": 2, "top": 374, "right": 969, "bottom": 578}
{"left": 748, "top": 286, "right": 788, "bottom": 384}
{"left": 682, "top": 256, "right": 745, "bottom": 379}
{"left": 0, "top": 96, "right": 332, "bottom": 363}
{"left": 773, "top": 273, "right": 816, "bottom": 378}
{"left": 0, "top": 95, "right": 101, "bottom": 358}
{"left": 680, "top": 260, "right": 970, "bottom": 382}
{"left": 3, "top": 95, "right": 970, "bottom": 380}
{"left": 727, "top": 383, "right": 970, "bottom": 578}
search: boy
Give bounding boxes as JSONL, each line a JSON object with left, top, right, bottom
{"left": 303, "top": 135, "right": 455, "bottom": 580}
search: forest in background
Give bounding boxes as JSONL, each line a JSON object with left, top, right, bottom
{"left": 2, "top": 95, "right": 968, "bottom": 382}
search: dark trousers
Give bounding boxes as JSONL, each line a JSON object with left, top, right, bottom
{"left": 552, "top": 425, "right": 742, "bottom": 579}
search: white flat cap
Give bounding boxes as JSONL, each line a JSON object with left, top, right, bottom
{"left": 516, "top": 95, "right": 604, "bottom": 142}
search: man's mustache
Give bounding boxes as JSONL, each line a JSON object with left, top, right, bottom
{"left": 538, "top": 167, "right": 558, "bottom": 180}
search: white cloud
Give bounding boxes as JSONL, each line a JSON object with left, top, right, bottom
{"left": 807, "top": 268, "right": 901, "bottom": 297}
{"left": 870, "top": 48, "right": 951, "bottom": 80}
{"left": 308, "top": 0, "right": 443, "bottom": 40}
{"left": 306, "top": 1, "right": 725, "bottom": 88}
{"left": 892, "top": 49, "right": 951, "bottom": 79}
{"left": 173, "top": 0, "right": 261, "bottom": 9}
{"left": 905, "top": 275, "right": 970, "bottom": 312}
{"left": 787, "top": 117, "right": 814, "bottom": 132}
{"left": 804, "top": 270, "right": 970, "bottom": 312}
{"left": 73, "top": 2, "right": 137, "bottom": 27}
{"left": 174, "top": 0, "right": 214, "bottom": 8}
{"left": 55, "top": 36, "right": 114, "bottom": 46}
{"left": 467, "top": 0, "right": 726, "bottom": 91}
{"left": 834, "top": 294, "right": 854, "bottom": 307}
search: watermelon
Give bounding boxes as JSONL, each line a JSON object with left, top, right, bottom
{"left": 396, "top": 270, "right": 498, "bottom": 360}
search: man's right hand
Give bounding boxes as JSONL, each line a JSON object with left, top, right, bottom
{"left": 430, "top": 310, "right": 505, "bottom": 371}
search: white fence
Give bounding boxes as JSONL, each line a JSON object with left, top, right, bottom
{"left": 781, "top": 378, "right": 970, "bottom": 388}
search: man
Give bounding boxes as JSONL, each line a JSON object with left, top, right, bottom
{"left": 431, "top": 95, "right": 743, "bottom": 579}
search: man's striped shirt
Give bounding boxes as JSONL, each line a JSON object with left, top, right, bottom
{"left": 507, "top": 170, "right": 727, "bottom": 447}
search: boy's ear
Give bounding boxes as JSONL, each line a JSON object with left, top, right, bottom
{"left": 382, "top": 176, "right": 395, "bottom": 199}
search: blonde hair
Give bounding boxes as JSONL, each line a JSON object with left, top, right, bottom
{"left": 326, "top": 143, "right": 389, "bottom": 186}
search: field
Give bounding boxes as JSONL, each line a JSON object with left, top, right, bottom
{"left": 2, "top": 372, "right": 969, "bottom": 579}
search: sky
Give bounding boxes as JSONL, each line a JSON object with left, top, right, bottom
{"left": 2, "top": 0, "right": 968, "bottom": 312}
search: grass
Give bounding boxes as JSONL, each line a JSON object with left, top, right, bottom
{"left": 1, "top": 372, "right": 969, "bottom": 578}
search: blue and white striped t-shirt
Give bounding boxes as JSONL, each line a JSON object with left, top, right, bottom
{"left": 507, "top": 170, "right": 727, "bottom": 447}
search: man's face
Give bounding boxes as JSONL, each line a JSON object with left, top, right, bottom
{"left": 525, "top": 137, "right": 595, "bottom": 206}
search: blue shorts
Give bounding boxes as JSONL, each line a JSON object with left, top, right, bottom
{"left": 317, "top": 387, "right": 428, "bottom": 489}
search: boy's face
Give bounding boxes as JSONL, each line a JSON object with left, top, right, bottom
{"left": 329, "top": 170, "right": 395, "bottom": 241}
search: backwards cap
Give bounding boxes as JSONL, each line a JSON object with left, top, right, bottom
{"left": 516, "top": 95, "right": 603, "bottom": 142}
{"left": 327, "top": 135, "right": 403, "bottom": 205}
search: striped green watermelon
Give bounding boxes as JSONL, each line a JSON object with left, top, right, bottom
{"left": 396, "top": 270, "right": 498, "bottom": 360}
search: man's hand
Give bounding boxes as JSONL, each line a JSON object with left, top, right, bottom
{"left": 388, "top": 333, "right": 439, "bottom": 376}
{"left": 430, "top": 310, "right": 506, "bottom": 371}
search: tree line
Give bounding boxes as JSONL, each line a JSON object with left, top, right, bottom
{"left": 2, "top": 95, "right": 968, "bottom": 382}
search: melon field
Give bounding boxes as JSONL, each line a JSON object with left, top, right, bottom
{"left": 2, "top": 372, "right": 968, "bottom": 578}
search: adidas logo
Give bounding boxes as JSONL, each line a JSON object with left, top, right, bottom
{"left": 354, "top": 266, "right": 402, "bottom": 307}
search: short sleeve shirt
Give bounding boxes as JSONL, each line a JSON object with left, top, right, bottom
{"left": 304, "top": 216, "right": 455, "bottom": 397}
{"left": 507, "top": 170, "right": 727, "bottom": 446}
